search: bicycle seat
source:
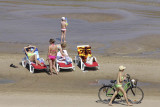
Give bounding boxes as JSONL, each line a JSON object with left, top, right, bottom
{"left": 110, "top": 80, "right": 116, "bottom": 83}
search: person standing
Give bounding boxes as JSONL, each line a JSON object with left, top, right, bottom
{"left": 46, "top": 39, "right": 58, "bottom": 75}
{"left": 61, "top": 17, "right": 67, "bottom": 43}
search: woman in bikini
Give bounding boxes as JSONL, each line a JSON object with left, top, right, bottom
{"left": 108, "top": 66, "right": 133, "bottom": 106}
{"left": 61, "top": 17, "right": 67, "bottom": 43}
{"left": 47, "top": 39, "right": 58, "bottom": 75}
{"left": 24, "top": 45, "right": 43, "bottom": 66}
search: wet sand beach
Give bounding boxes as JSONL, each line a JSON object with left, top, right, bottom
{"left": 1, "top": 0, "right": 160, "bottom": 106}
{"left": 1, "top": 0, "right": 160, "bottom": 45}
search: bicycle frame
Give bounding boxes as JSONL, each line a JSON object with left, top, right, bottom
{"left": 118, "top": 82, "right": 131, "bottom": 96}
{"left": 106, "top": 82, "right": 132, "bottom": 97}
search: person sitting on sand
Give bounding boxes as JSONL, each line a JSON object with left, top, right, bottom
{"left": 108, "top": 66, "right": 133, "bottom": 106}
{"left": 24, "top": 45, "right": 44, "bottom": 66}
{"left": 61, "top": 17, "right": 67, "bottom": 43}
{"left": 46, "top": 39, "right": 58, "bottom": 75}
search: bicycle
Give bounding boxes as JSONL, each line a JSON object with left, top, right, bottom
{"left": 98, "top": 74, "right": 144, "bottom": 104}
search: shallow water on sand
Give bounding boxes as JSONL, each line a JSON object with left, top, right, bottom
{"left": 89, "top": 79, "right": 160, "bottom": 90}
{"left": 0, "top": 78, "right": 15, "bottom": 84}
{"left": 1, "top": 0, "right": 160, "bottom": 54}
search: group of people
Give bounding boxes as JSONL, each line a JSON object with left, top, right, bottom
{"left": 24, "top": 39, "right": 67, "bottom": 75}
{"left": 46, "top": 39, "right": 68, "bottom": 75}
{"left": 47, "top": 16, "right": 68, "bottom": 75}
{"left": 24, "top": 17, "right": 133, "bottom": 106}
{"left": 24, "top": 17, "right": 68, "bottom": 75}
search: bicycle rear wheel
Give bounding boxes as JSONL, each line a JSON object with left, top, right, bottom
{"left": 126, "top": 87, "right": 144, "bottom": 104}
{"left": 98, "top": 86, "right": 115, "bottom": 103}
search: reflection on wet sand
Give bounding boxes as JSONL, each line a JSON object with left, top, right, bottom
{"left": 40, "top": 13, "right": 123, "bottom": 22}
{"left": 1, "top": 0, "right": 160, "bottom": 7}
{"left": 1, "top": 0, "right": 160, "bottom": 56}
{"left": 127, "top": 9, "right": 160, "bottom": 18}
{"left": 0, "top": 78, "right": 15, "bottom": 84}
{"left": 53, "top": 0, "right": 160, "bottom": 6}
{"left": 106, "top": 35, "right": 160, "bottom": 57}
{"left": 0, "top": 1, "right": 83, "bottom": 7}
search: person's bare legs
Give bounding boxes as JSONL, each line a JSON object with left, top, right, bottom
{"left": 49, "top": 59, "right": 53, "bottom": 75}
{"left": 29, "top": 55, "right": 35, "bottom": 62}
{"left": 34, "top": 55, "right": 43, "bottom": 66}
{"left": 119, "top": 87, "right": 133, "bottom": 106}
{"left": 61, "top": 31, "right": 64, "bottom": 43}
{"left": 52, "top": 59, "right": 58, "bottom": 75}
{"left": 30, "top": 55, "right": 43, "bottom": 66}
{"left": 29, "top": 55, "right": 39, "bottom": 65}
{"left": 63, "top": 30, "right": 66, "bottom": 42}
{"left": 108, "top": 89, "right": 119, "bottom": 106}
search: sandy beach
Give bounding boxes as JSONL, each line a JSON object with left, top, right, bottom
{"left": 1, "top": 0, "right": 160, "bottom": 106}
{"left": 0, "top": 52, "right": 160, "bottom": 106}
{"left": 0, "top": 92, "right": 160, "bottom": 107}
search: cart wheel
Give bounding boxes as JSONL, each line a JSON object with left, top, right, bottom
{"left": 30, "top": 65, "right": 34, "bottom": 73}
{"left": 57, "top": 64, "right": 60, "bottom": 72}
{"left": 81, "top": 63, "right": 85, "bottom": 71}
{"left": 73, "top": 67, "right": 75, "bottom": 71}
{"left": 22, "top": 60, "right": 27, "bottom": 68}
{"left": 97, "top": 66, "right": 100, "bottom": 70}
{"left": 75, "top": 56, "right": 78, "bottom": 65}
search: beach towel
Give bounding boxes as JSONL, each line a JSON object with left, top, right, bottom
{"left": 86, "top": 56, "right": 93, "bottom": 65}
{"left": 65, "top": 56, "right": 72, "bottom": 65}
{"left": 57, "top": 50, "right": 71, "bottom": 65}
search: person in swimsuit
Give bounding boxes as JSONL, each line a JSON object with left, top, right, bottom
{"left": 56, "top": 42, "right": 66, "bottom": 52}
{"left": 24, "top": 45, "right": 43, "bottom": 66}
{"left": 57, "top": 42, "right": 69, "bottom": 60}
{"left": 108, "top": 66, "right": 133, "bottom": 106}
{"left": 57, "top": 42, "right": 67, "bottom": 55}
{"left": 47, "top": 39, "right": 58, "bottom": 75}
{"left": 61, "top": 17, "right": 67, "bottom": 43}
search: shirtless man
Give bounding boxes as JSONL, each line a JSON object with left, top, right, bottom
{"left": 61, "top": 17, "right": 67, "bottom": 43}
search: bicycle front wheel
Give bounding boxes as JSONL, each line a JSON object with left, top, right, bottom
{"left": 98, "top": 86, "right": 115, "bottom": 103}
{"left": 126, "top": 87, "right": 144, "bottom": 104}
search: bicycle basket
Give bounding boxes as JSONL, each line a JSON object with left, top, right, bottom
{"left": 131, "top": 79, "right": 137, "bottom": 87}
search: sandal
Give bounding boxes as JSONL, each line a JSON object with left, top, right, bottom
{"left": 10, "top": 64, "right": 18, "bottom": 68}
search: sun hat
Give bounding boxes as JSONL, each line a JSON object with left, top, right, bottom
{"left": 119, "top": 65, "right": 126, "bottom": 71}
{"left": 61, "top": 17, "right": 65, "bottom": 21}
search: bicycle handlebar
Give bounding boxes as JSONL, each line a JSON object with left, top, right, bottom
{"left": 126, "top": 74, "right": 130, "bottom": 79}
{"left": 126, "top": 74, "right": 131, "bottom": 82}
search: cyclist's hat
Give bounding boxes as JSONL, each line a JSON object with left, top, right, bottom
{"left": 119, "top": 65, "right": 126, "bottom": 71}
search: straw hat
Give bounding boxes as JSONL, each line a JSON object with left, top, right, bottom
{"left": 119, "top": 65, "right": 126, "bottom": 71}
